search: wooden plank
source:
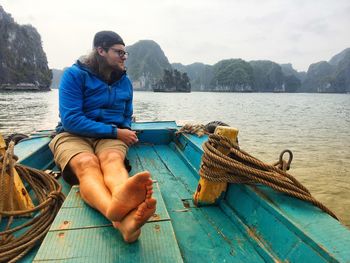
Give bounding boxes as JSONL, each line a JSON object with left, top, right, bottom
{"left": 34, "top": 221, "right": 182, "bottom": 263}
{"left": 52, "top": 183, "right": 169, "bottom": 231}
{"left": 132, "top": 145, "right": 192, "bottom": 207}
{"left": 154, "top": 145, "right": 199, "bottom": 195}
{"left": 50, "top": 205, "right": 110, "bottom": 231}
{"left": 35, "top": 150, "right": 182, "bottom": 263}
{"left": 174, "top": 135, "right": 203, "bottom": 173}
{"left": 134, "top": 144, "right": 265, "bottom": 262}
{"left": 225, "top": 184, "right": 350, "bottom": 262}
{"left": 61, "top": 186, "right": 85, "bottom": 208}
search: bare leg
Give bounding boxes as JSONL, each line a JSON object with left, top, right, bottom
{"left": 97, "top": 149, "right": 154, "bottom": 222}
{"left": 69, "top": 151, "right": 157, "bottom": 242}
{"left": 97, "top": 149, "right": 129, "bottom": 193}
{"left": 69, "top": 153, "right": 112, "bottom": 216}
{"left": 113, "top": 198, "right": 157, "bottom": 243}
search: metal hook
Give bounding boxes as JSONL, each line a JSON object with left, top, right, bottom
{"left": 279, "top": 149, "right": 293, "bottom": 170}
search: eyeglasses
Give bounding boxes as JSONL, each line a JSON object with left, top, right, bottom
{"left": 109, "top": 48, "right": 129, "bottom": 58}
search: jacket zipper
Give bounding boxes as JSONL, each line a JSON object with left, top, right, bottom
{"left": 108, "top": 85, "right": 113, "bottom": 107}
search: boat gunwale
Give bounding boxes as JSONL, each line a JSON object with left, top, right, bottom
{"left": 174, "top": 129, "right": 350, "bottom": 262}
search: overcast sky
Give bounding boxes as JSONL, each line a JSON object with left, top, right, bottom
{"left": 2, "top": 0, "right": 350, "bottom": 71}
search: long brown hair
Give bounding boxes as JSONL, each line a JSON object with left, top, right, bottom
{"left": 81, "top": 49, "right": 111, "bottom": 81}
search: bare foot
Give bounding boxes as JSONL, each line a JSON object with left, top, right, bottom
{"left": 113, "top": 198, "right": 157, "bottom": 243}
{"left": 106, "top": 171, "right": 153, "bottom": 222}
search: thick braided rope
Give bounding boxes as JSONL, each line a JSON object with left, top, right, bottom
{"left": 199, "top": 134, "right": 338, "bottom": 220}
{"left": 176, "top": 124, "right": 208, "bottom": 137}
{"left": 0, "top": 143, "right": 65, "bottom": 263}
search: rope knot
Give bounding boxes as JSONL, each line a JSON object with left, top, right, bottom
{"left": 48, "top": 191, "right": 60, "bottom": 200}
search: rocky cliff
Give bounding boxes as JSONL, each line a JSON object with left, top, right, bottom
{"left": 0, "top": 6, "right": 52, "bottom": 90}
{"left": 175, "top": 49, "right": 349, "bottom": 93}
{"left": 329, "top": 48, "right": 350, "bottom": 93}
{"left": 126, "top": 40, "right": 171, "bottom": 90}
{"left": 301, "top": 61, "right": 334, "bottom": 92}
{"left": 249, "top": 60, "right": 284, "bottom": 92}
{"left": 300, "top": 48, "right": 350, "bottom": 93}
{"left": 172, "top": 62, "right": 213, "bottom": 91}
{"left": 153, "top": 69, "right": 191, "bottom": 92}
{"left": 210, "top": 59, "right": 254, "bottom": 91}
{"left": 280, "top": 63, "right": 306, "bottom": 82}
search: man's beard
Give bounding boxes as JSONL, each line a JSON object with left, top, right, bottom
{"left": 110, "top": 63, "right": 125, "bottom": 72}
{"left": 98, "top": 56, "right": 125, "bottom": 80}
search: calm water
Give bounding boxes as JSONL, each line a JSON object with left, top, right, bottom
{"left": 1, "top": 90, "right": 349, "bottom": 227}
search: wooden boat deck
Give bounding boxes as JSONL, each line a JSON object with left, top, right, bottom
{"left": 32, "top": 143, "right": 264, "bottom": 262}
{"left": 11, "top": 122, "right": 350, "bottom": 262}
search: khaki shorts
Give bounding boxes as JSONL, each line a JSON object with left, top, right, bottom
{"left": 49, "top": 132, "right": 128, "bottom": 184}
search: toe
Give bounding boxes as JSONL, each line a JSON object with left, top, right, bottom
{"left": 146, "top": 198, "right": 157, "bottom": 208}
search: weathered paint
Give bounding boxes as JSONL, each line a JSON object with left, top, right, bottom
{"left": 10, "top": 122, "right": 350, "bottom": 263}
{"left": 33, "top": 181, "right": 182, "bottom": 262}
{"left": 224, "top": 184, "right": 350, "bottom": 262}
{"left": 131, "top": 121, "right": 177, "bottom": 145}
{"left": 34, "top": 222, "right": 182, "bottom": 263}
{"left": 132, "top": 144, "right": 265, "bottom": 262}
{"left": 193, "top": 126, "right": 239, "bottom": 206}
{"left": 15, "top": 135, "right": 54, "bottom": 170}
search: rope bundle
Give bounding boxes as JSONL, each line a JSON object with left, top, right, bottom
{"left": 176, "top": 124, "right": 208, "bottom": 137}
{"left": 0, "top": 142, "right": 65, "bottom": 263}
{"left": 200, "top": 134, "right": 338, "bottom": 220}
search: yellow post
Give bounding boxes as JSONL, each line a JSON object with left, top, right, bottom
{"left": 0, "top": 134, "right": 34, "bottom": 215}
{"left": 193, "top": 126, "right": 239, "bottom": 206}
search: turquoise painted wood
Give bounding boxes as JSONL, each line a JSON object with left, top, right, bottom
{"left": 9, "top": 121, "right": 350, "bottom": 262}
{"left": 34, "top": 222, "right": 181, "bottom": 263}
{"left": 174, "top": 127, "right": 350, "bottom": 262}
{"left": 33, "top": 185, "right": 182, "bottom": 262}
{"left": 15, "top": 135, "right": 54, "bottom": 170}
{"left": 132, "top": 144, "right": 265, "bottom": 262}
{"left": 50, "top": 183, "right": 169, "bottom": 231}
{"left": 131, "top": 121, "right": 177, "bottom": 145}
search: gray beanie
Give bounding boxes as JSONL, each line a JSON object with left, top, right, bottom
{"left": 93, "top": 31, "right": 125, "bottom": 49}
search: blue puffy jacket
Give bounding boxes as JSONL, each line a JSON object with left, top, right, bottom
{"left": 56, "top": 62, "right": 133, "bottom": 138}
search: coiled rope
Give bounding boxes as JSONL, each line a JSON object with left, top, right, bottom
{"left": 200, "top": 134, "right": 338, "bottom": 220}
{"left": 0, "top": 142, "right": 65, "bottom": 263}
{"left": 176, "top": 123, "right": 208, "bottom": 137}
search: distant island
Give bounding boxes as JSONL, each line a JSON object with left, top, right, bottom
{"left": 1, "top": 5, "right": 349, "bottom": 93}
{"left": 51, "top": 42, "right": 349, "bottom": 94}
{"left": 124, "top": 41, "right": 350, "bottom": 93}
{"left": 153, "top": 69, "right": 191, "bottom": 92}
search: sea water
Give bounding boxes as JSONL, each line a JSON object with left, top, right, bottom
{"left": 1, "top": 90, "right": 349, "bottom": 227}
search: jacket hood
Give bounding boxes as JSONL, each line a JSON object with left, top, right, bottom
{"left": 75, "top": 59, "right": 127, "bottom": 84}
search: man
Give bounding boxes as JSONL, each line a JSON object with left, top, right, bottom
{"left": 50, "top": 31, "right": 156, "bottom": 243}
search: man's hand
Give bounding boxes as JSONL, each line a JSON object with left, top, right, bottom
{"left": 117, "top": 128, "right": 138, "bottom": 146}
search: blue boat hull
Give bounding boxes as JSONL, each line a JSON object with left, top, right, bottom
{"left": 10, "top": 121, "right": 350, "bottom": 262}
